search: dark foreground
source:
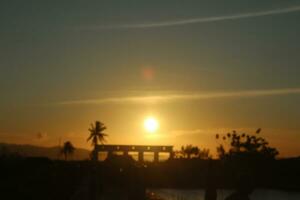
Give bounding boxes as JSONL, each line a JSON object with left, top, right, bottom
{"left": 1, "top": 155, "right": 300, "bottom": 200}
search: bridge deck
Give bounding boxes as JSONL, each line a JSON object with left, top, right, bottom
{"left": 95, "top": 144, "right": 173, "bottom": 152}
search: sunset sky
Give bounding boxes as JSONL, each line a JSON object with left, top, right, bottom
{"left": 1, "top": 0, "right": 300, "bottom": 157}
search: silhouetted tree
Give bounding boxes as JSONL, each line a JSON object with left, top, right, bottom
{"left": 61, "top": 141, "right": 75, "bottom": 160}
{"left": 198, "top": 148, "right": 212, "bottom": 159}
{"left": 173, "top": 150, "right": 182, "bottom": 159}
{"left": 216, "top": 144, "right": 226, "bottom": 160}
{"left": 87, "top": 121, "right": 108, "bottom": 147}
{"left": 180, "top": 145, "right": 199, "bottom": 159}
{"left": 87, "top": 121, "right": 108, "bottom": 160}
{"left": 216, "top": 129, "right": 279, "bottom": 160}
{"left": 216, "top": 129, "right": 279, "bottom": 193}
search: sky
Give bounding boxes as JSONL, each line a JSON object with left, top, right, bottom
{"left": 1, "top": 0, "right": 300, "bottom": 157}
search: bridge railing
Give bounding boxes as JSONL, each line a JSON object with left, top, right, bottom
{"left": 93, "top": 144, "right": 174, "bottom": 162}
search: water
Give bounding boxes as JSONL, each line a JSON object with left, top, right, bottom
{"left": 149, "top": 189, "right": 300, "bottom": 200}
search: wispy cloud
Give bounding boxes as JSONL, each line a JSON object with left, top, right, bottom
{"left": 169, "top": 127, "right": 260, "bottom": 137}
{"left": 87, "top": 5, "right": 300, "bottom": 30}
{"left": 57, "top": 87, "right": 300, "bottom": 105}
{"left": 169, "top": 129, "right": 209, "bottom": 137}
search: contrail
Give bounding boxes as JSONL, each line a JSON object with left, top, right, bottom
{"left": 58, "top": 87, "right": 300, "bottom": 105}
{"left": 87, "top": 5, "right": 300, "bottom": 29}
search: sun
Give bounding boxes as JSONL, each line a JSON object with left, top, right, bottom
{"left": 144, "top": 117, "right": 159, "bottom": 133}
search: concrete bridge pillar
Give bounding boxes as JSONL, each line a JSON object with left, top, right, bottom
{"left": 154, "top": 152, "right": 159, "bottom": 162}
{"left": 107, "top": 150, "right": 113, "bottom": 158}
{"left": 138, "top": 151, "right": 144, "bottom": 162}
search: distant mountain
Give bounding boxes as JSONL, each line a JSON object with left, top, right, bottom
{"left": 0, "top": 143, "right": 91, "bottom": 160}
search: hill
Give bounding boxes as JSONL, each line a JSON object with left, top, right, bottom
{"left": 0, "top": 143, "right": 90, "bottom": 160}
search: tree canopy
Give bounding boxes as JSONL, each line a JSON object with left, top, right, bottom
{"left": 216, "top": 129, "right": 279, "bottom": 161}
{"left": 61, "top": 141, "right": 75, "bottom": 160}
{"left": 87, "top": 121, "right": 108, "bottom": 147}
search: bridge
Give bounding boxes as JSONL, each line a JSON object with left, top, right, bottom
{"left": 92, "top": 144, "right": 174, "bottom": 162}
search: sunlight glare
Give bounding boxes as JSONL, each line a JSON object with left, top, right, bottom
{"left": 144, "top": 117, "right": 159, "bottom": 133}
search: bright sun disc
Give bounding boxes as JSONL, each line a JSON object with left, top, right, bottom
{"left": 144, "top": 117, "right": 159, "bottom": 133}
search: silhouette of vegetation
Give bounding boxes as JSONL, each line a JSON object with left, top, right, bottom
{"left": 216, "top": 128, "right": 279, "bottom": 160}
{"left": 198, "top": 148, "right": 212, "bottom": 160}
{"left": 87, "top": 121, "right": 108, "bottom": 160}
{"left": 215, "top": 129, "right": 280, "bottom": 195}
{"left": 179, "top": 144, "right": 199, "bottom": 159}
{"left": 61, "top": 141, "right": 75, "bottom": 160}
{"left": 177, "top": 145, "right": 212, "bottom": 159}
{"left": 87, "top": 121, "right": 108, "bottom": 147}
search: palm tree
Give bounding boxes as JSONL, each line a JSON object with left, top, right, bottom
{"left": 87, "top": 121, "right": 108, "bottom": 160}
{"left": 87, "top": 121, "right": 108, "bottom": 146}
{"left": 61, "top": 141, "right": 75, "bottom": 160}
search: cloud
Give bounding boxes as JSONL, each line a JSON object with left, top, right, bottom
{"left": 153, "top": 128, "right": 255, "bottom": 142}
{"left": 170, "top": 129, "right": 208, "bottom": 137}
{"left": 144, "top": 130, "right": 205, "bottom": 139}
{"left": 169, "top": 128, "right": 247, "bottom": 137}
{"left": 87, "top": 5, "right": 300, "bottom": 30}
{"left": 57, "top": 87, "right": 300, "bottom": 105}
